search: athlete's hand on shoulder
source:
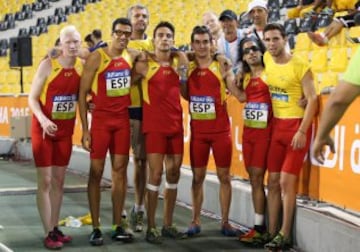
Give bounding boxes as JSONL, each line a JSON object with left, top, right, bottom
{"left": 82, "top": 131, "right": 92, "bottom": 152}
{"left": 48, "top": 47, "right": 62, "bottom": 59}
{"left": 312, "top": 135, "right": 335, "bottom": 164}
{"left": 40, "top": 118, "right": 58, "bottom": 138}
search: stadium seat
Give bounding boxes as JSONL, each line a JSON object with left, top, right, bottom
{"left": 346, "top": 26, "right": 360, "bottom": 48}
{"left": 299, "top": 16, "right": 317, "bottom": 33}
{"left": 0, "top": 21, "right": 8, "bottom": 31}
{"left": 327, "top": 28, "right": 346, "bottom": 48}
{"left": 268, "top": 9, "right": 281, "bottom": 23}
{"left": 268, "top": 0, "right": 281, "bottom": 10}
{"left": 284, "top": 18, "right": 299, "bottom": 35}
{"left": 18, "top": 28, "right": 29, "bottom": 37}
{"left": 294, "top": 32, "right": 312, "bottom": 51}
{"left": 315, "top": 13, "right": 333, "bottom": 30}
{"left": 328, "top": 47, "right": 348, "bottom": 72}
{"left": 310, "top": 48, "right": 328, "bottom": 73}
{"left": 283, "top": 0, "right": 299, "bottom": 8}
{"left": 320, "top": 71, "right": 339, "bottom": 90}
{"left": 29, "top": 26, "right": 41, "bottom": 36}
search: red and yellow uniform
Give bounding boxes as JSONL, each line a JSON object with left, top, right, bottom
{"left": 242, "top": 73, "right": 272, "bottom": 169}
{"left": 128, "top": 38, "right": 153, "bottom": 119}
{"left": 188, "top": 61, "right": 231, "bottom": 167}
{"left": 141, "top": 58, "right": 183, "bottom": 154}
{"left": 89, "top": 48, "right": 132, "bottom": 159}
{"left": 263, "top": 52, "right": 312, "bottom": 175}
{"left": 32, "top": 58, "right": 82, "bottom": 167}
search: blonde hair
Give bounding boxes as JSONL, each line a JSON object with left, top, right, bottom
{"left": 59, "top": 25, "right": 81, "bottom": 42}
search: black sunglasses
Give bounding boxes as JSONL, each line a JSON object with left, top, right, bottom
{"left": 113, "top": 29, "right": 132, "bottom": 38}
{"left": 243, "top": 45, "right": 260, "bottom": 55}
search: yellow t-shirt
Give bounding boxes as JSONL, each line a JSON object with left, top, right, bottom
{"left": 128, "top": 38, "right": 154, "bottom": 108}
{"left": 263, "top": 51, "right": 310, "bottom": 119}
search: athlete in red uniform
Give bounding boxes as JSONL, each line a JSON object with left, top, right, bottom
{"left": 78, "top": 18, "right": 143, "bottom": 246}
{"left": 237, "top": 37, "right": 272, "bottom": 245}
{"left": 133, "top": 21, "right": 188, "bottom": 244}
{"left": 184, "top": 26, "right": 245, "bottom": 238}
{"left": 28, "top": 25, "right": 82, "bottom": 250}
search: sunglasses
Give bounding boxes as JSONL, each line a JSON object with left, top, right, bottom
{"left": 113, "top": 29, "right": 132, "bottom": 38}
{"left": 243, "top": 45, "right": 260, "bottom": 55}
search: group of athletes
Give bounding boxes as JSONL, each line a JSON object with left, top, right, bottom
{"left": 27, "top": 1, "right": 360, "bottom": 251}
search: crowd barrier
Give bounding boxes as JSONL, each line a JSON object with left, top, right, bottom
{"left": 1, "top": 94, "right": 359, "bottom": 213}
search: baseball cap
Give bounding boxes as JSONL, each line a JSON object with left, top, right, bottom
{"left": 219, "top": 9, "right": 238, "bottom": 21}
{"left": 247, "top": 0, "right": 268, "bottom": 14}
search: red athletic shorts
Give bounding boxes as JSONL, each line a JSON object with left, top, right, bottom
{"left": 190, "top": 131, "right": 232, "bottom": 168}
{"left": 145, "top": 132, "right": 184, "bottom": 154}
{"left": 90, "top": 113, "right": 130, "bottom": 159}
{"left": 267, "top": 118, "right": 312, "bottom": 176}
{"left": 242, "top": 127, "right": 271, "bottom": 169}
{"left": 32, "top": 133, "right": 72, "bottom": 167}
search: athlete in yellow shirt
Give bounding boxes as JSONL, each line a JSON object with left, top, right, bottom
{"left": 262, "top": 23, "right": 318, "bottom": 250}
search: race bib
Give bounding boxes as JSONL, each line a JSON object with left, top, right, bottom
{"left": 105, "top": 70, "right": 131, "bottom": 97}
{"left": 243, "top": 102, "right": 269, "bottom": 128}
{"left": 52, "top": 95, "right": 77, "bottom": 120}
{"left": 190, "top": 96, "right": 216, "bottom": 120}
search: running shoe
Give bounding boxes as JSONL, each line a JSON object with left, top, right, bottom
{"left": 44, "top": 231, "right": 63, "bottom": 250}
{"left": 130, "top": 207, "right": 144, "bottom": 232}
{"left": 264, "top": 232, "right": 292, "bottom": 250}
{"left": 89, "top": 228, "right": 103, "bottom": 246}
{"left": 145, "top": 228, "right": 163, "bottom": 244}
{"left": 161, "top": 225, "right": 186, "bottom": 239}
{"left": 53, "top": 226, "right": 72, "bottom": 243}
{"left": 112, "top": 225, "right": 134, "bottom": 242}
{"left": 221, "top": 222, "right": 240, "bottom": 237}
{"left": 185, "top": 222, "right": 201, "bottom": 237}
{"left": 240, "top": 228, "right": 271, "bottom": 246}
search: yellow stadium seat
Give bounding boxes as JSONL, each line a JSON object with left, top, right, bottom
{"left": 310, "top": 48, "right": 328, "bottom": 73}
{"left": 328, "top": 29, "right": 346, "bottom": 48}
{"left": 320, "top": 71, "right": 339, "bottom": 89}
{"left": 346, "top": 26, "right": 360, "bottom": 48}
{"left": 328, "top": 47, "right": 348, "bottom": 72}
{"left": 293, "top": 50, "right": 310, "bottom": 62}
{"left": 294, "top": 32, "right": 312, "bottom": 52}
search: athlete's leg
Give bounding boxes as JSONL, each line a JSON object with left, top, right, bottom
{"left": 146, "top": 153, "right": 165, "bottom": 229}
{"left": 110, "top": 154, "right": 129, "bottom": 226}
{"left": 163, "top": 153, "right": 183, "bottom": 227}
{"left": 37, "top": 167, "right": 54, "bottom": 234}
{"left": 88, "top": 159, "right": 106, "bottom": 228}
{"left": 279, "top": 172, "right": 298, "bottom": 238}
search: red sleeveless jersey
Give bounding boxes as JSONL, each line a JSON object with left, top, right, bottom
{"left": 90, "top": 48, "right": 132, "bottom": 118}
{"left": 32, "top": 58, "right": 82, "bottom": 138}
{"left": 243, "top": 75, "right": 272, "bottom": 130}
{"left": 142, "top": 60, "right": 183, "bottom": 134}
{"left": 188, "top": 61, "right": 229, "bottom": 133}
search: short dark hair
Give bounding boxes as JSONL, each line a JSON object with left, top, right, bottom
{"left": 153, "top": 21, "right": 175, "bottom": 38}
{"left": 92, "top": 29, "right": 102, "bottom": 39}
{"left": 263, "top": 23, "right": 286, "bottom": 38}
{"left": 191, "top": 25, "right": 212, "bottom": 43}
{"left": 112, "top": 18, "right": 132, "bottom": 33}
{"left": 84, "top": 34, "right": 93, "bottom": 43}
{"left": 238, "top": 36, "right": 265, "bottom": 73}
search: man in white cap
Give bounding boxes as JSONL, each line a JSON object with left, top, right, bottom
{"left": 244, "top": 0, "right": 269, "bottom": 40}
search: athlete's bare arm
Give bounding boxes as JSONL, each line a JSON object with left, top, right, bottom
{"left": 28, "top": 58, "right": 58, "bottom": 137}
{"left": 291, "top": 70, "right": 318, "bottom": 149}
{"left": 79, "top": 51, "right": 100, "bottom": 151}
{"left": 222, "top": 64, "right": 246, "bottom": 102}
{"left": 174, "top": 51, "right": 189, "bottom": 100}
